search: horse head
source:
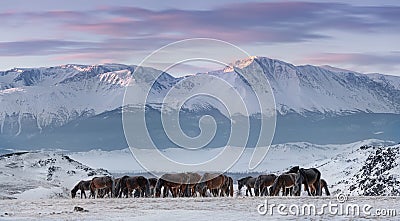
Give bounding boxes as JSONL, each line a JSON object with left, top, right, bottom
{"left": 237, "top": 179, "right": 244, "bottom": 191}
{"left": 71, "top": 189, "right": 77, "bottom": 198}
{"left": 288, "top": 166, "right": 300, "bottom": 173}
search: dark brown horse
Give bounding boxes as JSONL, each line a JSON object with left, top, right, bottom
{"left": 222, "top": 175, "right": 234, "bottom": 197}
{"left": 270, "top": 173, "right": 296, "bottom": 196}
{"left": 115, "top": 176, "right": 128, "bottom": 198}
{"left": 71, "top": 180, "right": 91, "bottom": 198}
{"left": 90, "top": 176, "right": 114, "bottom": 198}
{"left": 254, "top": 174, "right": 277, "bottom": 196}
{"left": 291, "top": 167, "right": 322, "bottom": 196}
{"left": 119, "top": 176, "right": 150, "bottom": 198}
{"left": 197, "top": 173, "right": 227, "bottom": 197}
{"left": 237, "top": 176, "right": 256, "bottom": 196}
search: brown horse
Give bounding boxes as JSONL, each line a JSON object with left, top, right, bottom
{"left": 197, "top": 173, "right": 227, "bottom": 197}
{"left": 148, "top": 178, "right": 158, "bottom": 197}
{"left": 237, "top": 176, "right": 256, "bottom": 196}
{"left": 71, "top": 180, "right": 91, "bottom": 198}
{"left": 254, "top": 174, "right": 277, "bottom": 196}
{"left": 90, "top": 176, "right": 114, "bottom": 198}
{"left": 309, "top": 178, "right": 330, "bottom": 196}
{"left": 155, "top": 173, "right": 187, "bottom": 197}
{"left": 119, "top": 176, "right": 150, "bottom": 198}
{"left": 182, "top": 172, "right": 201, "bottom": 197}
{"left": 270, "top": 173, "right": 296, "bottom": 196}
{"left": 291, "top": 167, "right": 322, "bottom": 196}
{"left": 222, "top": 175, "right": 234, "bottom": 197}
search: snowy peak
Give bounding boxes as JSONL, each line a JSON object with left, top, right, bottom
{"left": 231, "top": 56, "right": 400, "bottom": 115}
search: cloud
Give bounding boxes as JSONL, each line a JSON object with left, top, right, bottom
{"left": 302, "top": 52, "right": 400, "bottom": 66}
{"left": 0, "top": 1, "right": 399, "bottom": 74}
{"left": 64, "top": 2, "right": 400, "bottom": 42}
{"left": 1, "top": 2, "right": 399, "bottom": 54}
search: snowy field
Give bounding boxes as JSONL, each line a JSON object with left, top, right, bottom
{"left": 1, "top": 139, "right": 399, "bottom": 220}
{"left": 0, "top": 196, "right": 398, "bottom": 220}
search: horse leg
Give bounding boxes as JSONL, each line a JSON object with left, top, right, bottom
{"left": 304, "top": 183, "right": 312, "bottom": 196}
{"left": 81, "top": 189, "right": 86, "bottom": 199}
{"left": 163, "top": 186, "right": 167, "bottom": 198}
{"left": 264, "top": 186, "right": 269, "bottom": 196}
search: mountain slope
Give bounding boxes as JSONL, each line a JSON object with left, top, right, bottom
{"left": 1, "top": 57, "right": 400, "bottom": 149}
{"left": 0, "top": 151, "right": 110, "bottom": 199}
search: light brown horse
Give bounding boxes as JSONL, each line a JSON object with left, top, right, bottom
{"left": 270, "top": 173, "right": 296, "bottom": 196}
{"left": 309, "top": 178, "right": 330, "bottom": 196}
{"left": 90, "top": 176, "right": 114, "bottom": 198}
{"left": 254, "top": 174, "right": 277, "bottom": 196}
{"left": 71, "top": 180, "right": 91, "bottom": 198}
{"left": 197, "top": 173, "right": 227, "bottom": 197}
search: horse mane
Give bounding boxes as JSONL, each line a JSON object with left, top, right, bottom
{"left": 288, "top": 166, "right": 299, "bottom": 173}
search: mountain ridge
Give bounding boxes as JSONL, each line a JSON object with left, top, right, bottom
{"left": 1, "top": 57, "right": 400, "bottom": 149}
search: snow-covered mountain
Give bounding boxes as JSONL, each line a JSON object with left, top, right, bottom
{"left": 0, "top": 151, "right": 110, "bottom": 199}
{"left": 1, "top": 57, "right": 400, "bottom": 149}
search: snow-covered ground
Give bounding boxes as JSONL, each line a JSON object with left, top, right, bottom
{"left": 1, "top": 139, "right": 400, "bottom": 220}
{"left": 0, "top": 196, "right": 398, "bottom": 220}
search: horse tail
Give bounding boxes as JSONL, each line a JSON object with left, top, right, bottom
{"left": 314, "top": 169, "right": 321, "bottom": 196}
{"left": 145, "top": 178, "right": 150, "bottom": 197}
{"left": 322, "top": 179, "right": 330, "bottom": 196}
{"left": 115, "top": 179, "right": 120, "bottom": 198}
{"left": 111, "top": 177, "right": 115, "bottom": 198}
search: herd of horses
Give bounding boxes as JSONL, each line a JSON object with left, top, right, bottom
{"left": 71, "top": 166, "right": 330, "bottom": 199}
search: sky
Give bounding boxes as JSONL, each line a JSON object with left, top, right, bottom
{"left": 1, "top": 0, "right": 400, "bottom": 76}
